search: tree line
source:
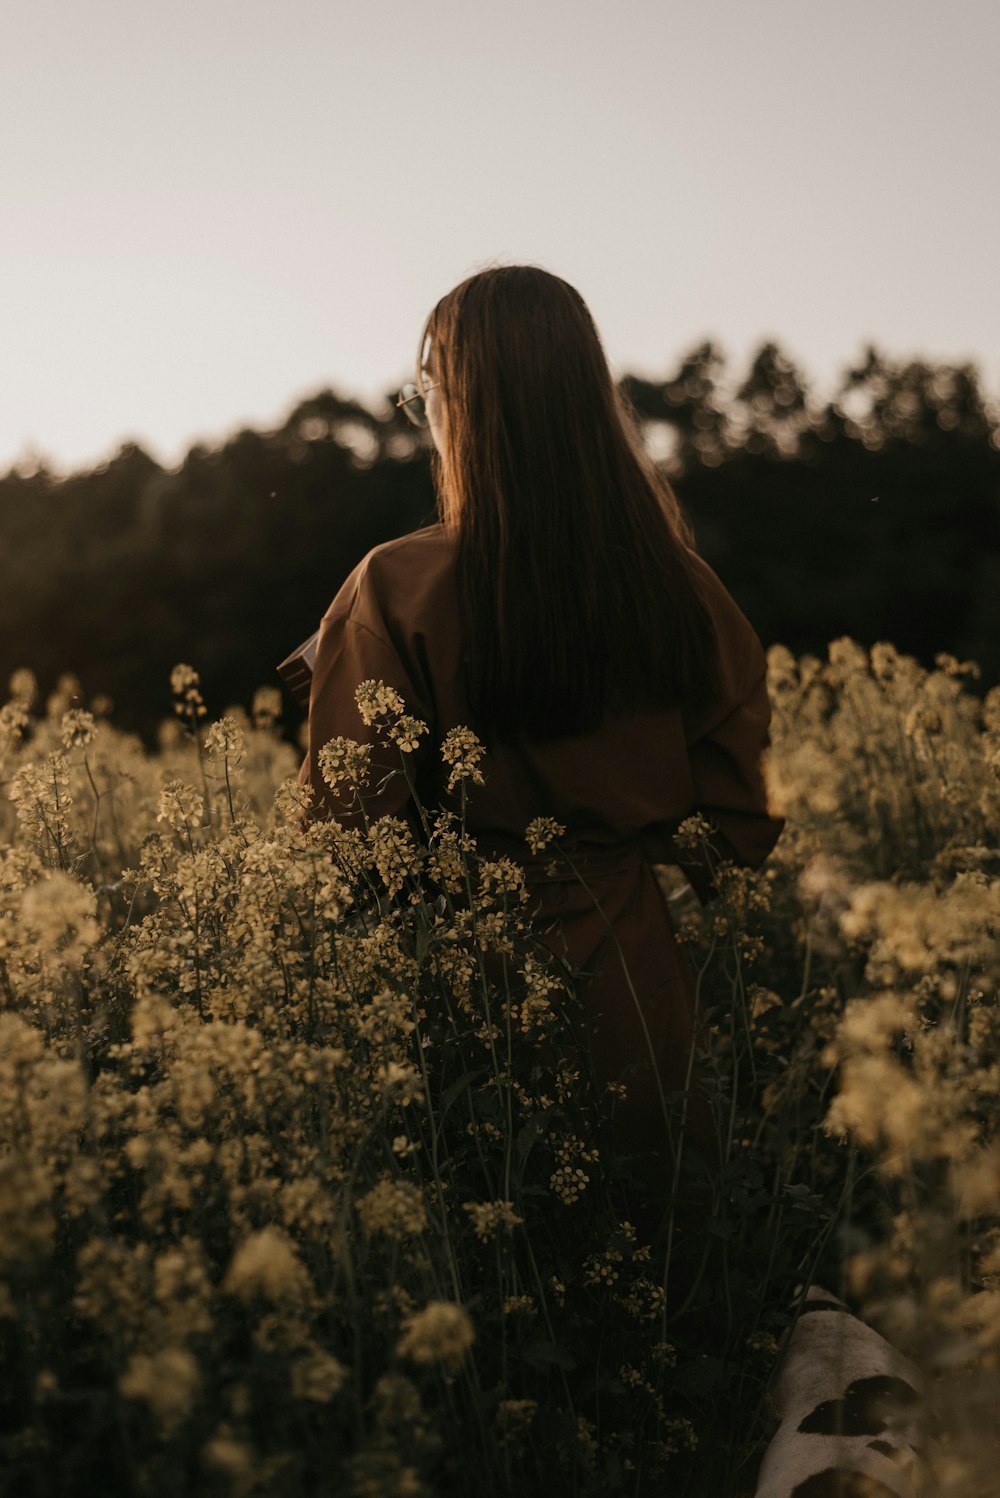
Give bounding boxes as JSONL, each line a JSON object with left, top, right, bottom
{"left": 2, "top": 339, "right": 998, "bottom": 744}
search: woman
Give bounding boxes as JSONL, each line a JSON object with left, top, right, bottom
{"left": 298, "top": 264, "right": 783, "bottom": 1190}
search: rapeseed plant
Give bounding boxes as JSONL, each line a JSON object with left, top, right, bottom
{"left": 0, "top": 641, "right": 997, "bottom": 1495}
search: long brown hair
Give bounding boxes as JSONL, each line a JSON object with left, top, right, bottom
{"left": 418, "top": 264, "right": 720, "bottom": 743}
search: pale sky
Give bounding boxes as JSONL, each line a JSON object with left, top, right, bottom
{"left": 2, "top": 0, "right": 998, "bottom": 474}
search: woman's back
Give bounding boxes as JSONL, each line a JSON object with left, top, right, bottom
{"left": 298, "top": 519, "right": 784, "bottom": 1166}
{"left": 301, "top": 521, "right": 778, "bottom": 866}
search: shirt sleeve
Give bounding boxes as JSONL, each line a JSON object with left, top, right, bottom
{"left": 645, "top": 630, "right": 785, "bottom": 904}
{"left": 297, "top": 595, "right": 434, "bottom": 832}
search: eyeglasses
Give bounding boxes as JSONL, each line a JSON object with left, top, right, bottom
{"left": 395, "top": 380, "right": 438, "bottom": 429}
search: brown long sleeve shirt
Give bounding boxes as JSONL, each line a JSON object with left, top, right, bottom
{"left": 298, "top": 522, "right": 784, "bottom": 1158}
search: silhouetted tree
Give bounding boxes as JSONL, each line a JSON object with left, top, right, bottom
{"left": 2, "top": 346, "right": 997, "bottom": 747}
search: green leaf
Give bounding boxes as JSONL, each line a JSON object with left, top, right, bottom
{"left": 439, "top": 1067, "right": 487, "bottom": 1120}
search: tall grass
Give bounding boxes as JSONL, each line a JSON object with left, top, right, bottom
{"left": 0, "top": 640, "right": 997, "bottom": 1496}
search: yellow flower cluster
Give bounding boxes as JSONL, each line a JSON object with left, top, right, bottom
{"left": 462, "top": 1198, "right": 525, "bottom": 1243}
{"left": 524, "top": 816, "right": 566, "bottom": 855}
{"left": 396, "top": 1301, "right": 475, "bottom": 1370}
{"left": 440, "top": 725, "right": 486, "bottom": 792}
{"left": 170, "top": 662, "right": 207, "bottom": 720}
{"left": 355, "top": 679, "right": 406, "bottom": 725}
{"left": 318, "top": 735, "right": 372, "bottom": 792}
{"left": 356, "top": 1177, "right": 429, "bottom": 1241}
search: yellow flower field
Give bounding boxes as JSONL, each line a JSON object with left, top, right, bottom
{"left": 0, "top": 641, "right": 998, "bottom": 1496}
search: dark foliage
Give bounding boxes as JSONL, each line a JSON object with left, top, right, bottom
{"left": 3, "top": 342, "right": 997, "bottom": 745}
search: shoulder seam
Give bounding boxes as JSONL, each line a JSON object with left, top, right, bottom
{"left": 343, "top": 612, "right": 396, "bottom": 653}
